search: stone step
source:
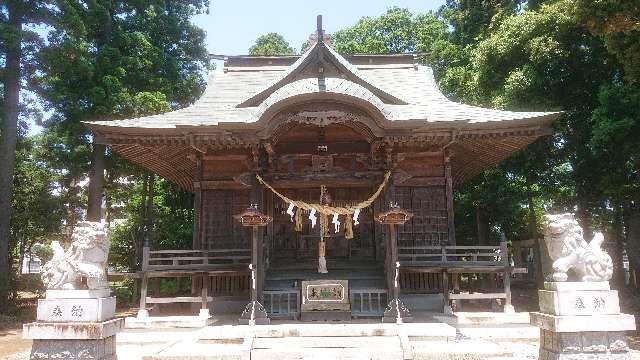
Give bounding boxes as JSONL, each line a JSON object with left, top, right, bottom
{"left": 454, "top": 324, "right": 539, "bottom": 340}
{"left": 252, "top": 335, "right": 401, "bottom": 349}
{"left": 143, "top": 342, "right": 244, "bottom": 360}
{"left": 125, "top": 315, "right": 213, "bottom": 329}
{"left": 266, "top": 269, "right": 383, "bottom": 279}
{"left": 198, "top": 322, "right": 456, "bottom": 339}
{"left": 251, "top": 347, "right": 403, "bottom": 360}
{"left": 411, "top": 339, "right": 513, "bottom": 360}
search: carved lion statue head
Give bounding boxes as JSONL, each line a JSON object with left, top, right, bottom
{"left": 543, "top": 213, "right": 584, "bottom": 260}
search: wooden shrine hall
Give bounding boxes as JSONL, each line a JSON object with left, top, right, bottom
{"left": 87, "top": 19, "right": 559, "bottom": 322}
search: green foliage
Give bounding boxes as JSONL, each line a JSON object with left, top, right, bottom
{"left": 11, "top": 136, "right": 65, "bottom": 256}
{"left": 575, "top": 0, "right": 640, "bottom": 84}
{"left": 333, "top": 7, "right": 417, "bottom": 54}
{"left": 590, "top": 84, "right": 640, "bottom": 201}
{"left": 334, "top": 2, "right": 640, "bottom": 251}
{"left": 109, "top": 177, "right": 193, "bottom": 272}
{"left": 249, "top": 33, "right": 295, "bottom": 56}
{"left": 110, "top": 278, "right": 137, "bottom": 308}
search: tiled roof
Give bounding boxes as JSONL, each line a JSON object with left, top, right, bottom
{"left": 86, "top": 42, "right": 559, "bottom": 131}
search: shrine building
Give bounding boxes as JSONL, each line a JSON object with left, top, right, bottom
{"left": 86, "top": 21, "right": 559, "bottom": 321}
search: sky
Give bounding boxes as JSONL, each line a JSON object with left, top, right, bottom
{"left": 192, "top": 0, "right": 445, "bottom": 56}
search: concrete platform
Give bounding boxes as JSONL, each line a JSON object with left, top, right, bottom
{"left": 125, "top": 315, "right": 214, "bottom": 329}
{"left": 450, "top": 311, "right": 531, "bottom": 325}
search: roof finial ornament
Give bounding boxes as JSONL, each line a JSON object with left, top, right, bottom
{"left": 317, "top": 15, "right": 324, "bottom": 43}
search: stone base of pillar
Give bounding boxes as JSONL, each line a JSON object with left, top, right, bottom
{"left": 24, "top": 289, "right": 124, "bottom": 360}
{"left": 382, "top": 298, "right": 413, "bottom": 323}
{"left": 531, "top": 282, "right": 635, "bottom": 360}
{"left": 238, "top": 300, "right": 270, "bottom": 325}
{"left": 30, "top": 336, "right": 118, "bottom": 360}
{"left": 538, "top": 329, "right": 631, "bottom": 360}
{"left": 199, "top": 308, "right": 211, "bottom": 318}
{"left": 23, "top": 318, "right": 124, "bottom": 360}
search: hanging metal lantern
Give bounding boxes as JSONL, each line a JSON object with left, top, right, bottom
{"left": 376, "top": 202, "right": 413, "bottom": 225}
{"left": 234, "top": 204, "right": 272, "bottom": 227}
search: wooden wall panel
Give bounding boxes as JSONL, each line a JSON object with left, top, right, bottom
{"left": 200, "top": 189, "right": 250, "bottom": 249}
{"left": 395, "top": 185, "right": 449, "bottom": 248}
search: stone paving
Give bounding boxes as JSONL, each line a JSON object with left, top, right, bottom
{"left": 6, "top": 313, "right": 640, "bottom": 360}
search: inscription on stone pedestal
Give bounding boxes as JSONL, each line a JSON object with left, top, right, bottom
{"left": 539, "top": 289, "right": 620, "bottom": 316}
{"left": 37, "top": 297, "right": 116, "bottom": 322}
{"left": 301, "top": 280, "right": 350, "bottom": 312}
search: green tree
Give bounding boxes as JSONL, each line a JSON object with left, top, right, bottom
{"left": 333, "top": 7, "right": 417, "bottom": 54}
{"left": 37, "top": 0, "right": 209, "bottom": 226}
{"left": 10, "top": 136, "right": 65, "bottom": 298}
{"left": 249, "top": 33, "right": 295, "bottom": 56}
{"left": 0, "top": 0, "right": 54, "bottom": 313}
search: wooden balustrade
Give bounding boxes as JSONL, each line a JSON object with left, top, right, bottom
{"left": 398, "top": 243, "right": 506, "bottom": 267}
{"left": 350, "top": 288, "right": 388, "bottom": 317}
{"left": 144, "top": 248, "right": 251, "bottom": 272}
{"left": 263, "top": 289, "right": 299, "bottom": 319}
{"left": 138, "top": 246, "right": 251, "bottom": 316}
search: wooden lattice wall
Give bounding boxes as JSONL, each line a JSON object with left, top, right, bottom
{"left": 395, "top": 186, "right": 449, "bottom": 247}
{"left": 199, "top": 189, "right": 251, "bottom": 250}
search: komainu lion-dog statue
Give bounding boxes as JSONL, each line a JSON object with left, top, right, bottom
{"left": 41, "top": 221, "right": 110, "bottom": 290}
{"left": 543, "top": 213, "right": 613, "bottom": 282}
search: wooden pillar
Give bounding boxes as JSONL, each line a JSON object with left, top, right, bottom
{"left": 201, "top": 274, "right": 209, "bottom": 310}
{"left": 444, "top": 153, "right": 456, "bottom": 246}
{"left": 193, "top": 153, "right": 203, "bottom": 249}
{"left": 250, "top": 169, "right": 265, "bottom": 302}
{"left": 389, "top": 224, "right": 399, "bottom": 299}
{"left": 138, "top": 246, "right": 150, "bottom": 317}
{"left": 440, "top": 244, "right": 450, "bottom": 313}
{"left": 442, "top": 270, "right": 450, "bottom": 313}
{"left": 251, "top": 226, "right": 261, "bottom": 302}
{"left": 383, "top": 168, "right": 396, "bottom": 296}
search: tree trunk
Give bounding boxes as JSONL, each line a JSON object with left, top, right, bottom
{"left": 86, "top": 144, "right": 106, "bottom": 221}
{"left": 527, "top": 191, "right": 545, "bottom": 288}
{"left": 86, "top": 1, "right": 113, "bottom": 222}
{"left": 625, "top": 203, "right": 640, "bottom": 291}
{"left": 144, "top": 174, "right": 155, "bottom": 247}
{"left": 0, "top": 0, "right": 23, "bottom": 313}
{"left": 609, "top": 202, "right": 626, "bottom": 289}
{"left": 476, "top": 205, "right": 490, "bottom": 245}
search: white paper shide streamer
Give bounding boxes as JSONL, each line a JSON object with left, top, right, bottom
{"left": 332, "top": 213, "right": 340, "bottom": 233}
{"left": 353, "top": 208, "right": 361, "bottom": 226}
{"left": 286, "top": 203, "right": 295, "bottom": 222}
{"left": 309, "top": 209, "right": 317, "bottom": 228}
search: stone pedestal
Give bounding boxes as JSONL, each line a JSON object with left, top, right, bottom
{"left": 23, "top": 290, "right": 124, "bottom": 360}
{"left": 531, "top": 282, "right": 636, "bottom": 360}
{"left": 300, "top": 280, "right": 352, "bottom": 322}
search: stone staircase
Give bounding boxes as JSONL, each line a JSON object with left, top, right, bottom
{"left": 130, "top": 321, "right": 543, "bottom": 360}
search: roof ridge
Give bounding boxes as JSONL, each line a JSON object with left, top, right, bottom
{"left": 236, "top": 42, "right": 408, "bottom": 108}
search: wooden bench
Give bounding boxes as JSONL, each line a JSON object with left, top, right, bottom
{"left": 399, "top": 242, "right": 527, "bottom": 313}
{"left": 138, "top": 246, "right": 250, "bottom": 316}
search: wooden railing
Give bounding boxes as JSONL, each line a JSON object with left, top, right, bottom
{"left": 350, "top": 288, "right": 388, "bottom": 317}
{"left": 263, "top": 289, "right": 299, "bottom": 319}
{"left": 138, "top": 246, "right": 251, "bottom": 317}
{"left": 397, "top": 242, "right": 526, "bottom": 313}
{"left": 398, "top": 242, "right": 508, "bottom": 267}
{"left": 144, "top": 247, "right": 251, "bottom": 271}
